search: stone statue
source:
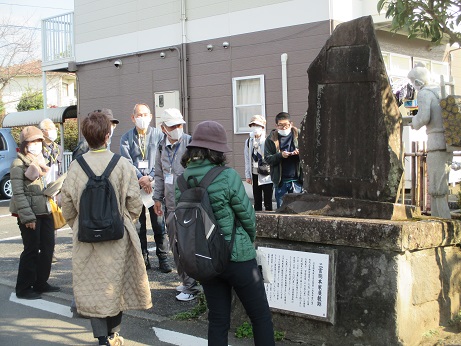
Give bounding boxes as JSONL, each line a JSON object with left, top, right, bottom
{"left": 405, "top": 66, "right": 452, "bottom": 219}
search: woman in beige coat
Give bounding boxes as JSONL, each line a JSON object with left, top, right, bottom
{"left": 61, "top": 111, "right": 152, "bottom": 346}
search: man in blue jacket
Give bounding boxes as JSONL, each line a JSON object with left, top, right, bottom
{"left": 120, "top": 103, "right": 171, "bottom": 273}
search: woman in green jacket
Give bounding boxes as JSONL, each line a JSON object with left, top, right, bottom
{"left": 177, "top": 121, "right": 275, "bottom": 346}
{"left": 10, "top": 126, "right": 60, "bottom": 299}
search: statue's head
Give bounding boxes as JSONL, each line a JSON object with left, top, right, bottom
{"left": 407, "top": 66, "right": 431, "bottom": 91}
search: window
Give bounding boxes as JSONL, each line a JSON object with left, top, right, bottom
{"left": 232, "top": 75, "right": 265, "bottom": 134}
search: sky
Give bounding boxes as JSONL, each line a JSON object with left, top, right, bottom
{"left": 0, "top": 0, "right": 74, "bottom": 30}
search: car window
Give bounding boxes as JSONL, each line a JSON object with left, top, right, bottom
{"left": 0, "top": 134, "right": 6, "bottom": 151}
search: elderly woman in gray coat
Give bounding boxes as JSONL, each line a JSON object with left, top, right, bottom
{"left": 61, "top": 111, "right": 152, "bottom": 346}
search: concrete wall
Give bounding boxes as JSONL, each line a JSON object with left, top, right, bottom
{"left": 231, "top": 213, "right": 461, "bottom": 345}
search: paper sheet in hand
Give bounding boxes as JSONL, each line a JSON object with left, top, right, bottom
{"left": 140, "top": 181, "right": 155, "bottom": 208}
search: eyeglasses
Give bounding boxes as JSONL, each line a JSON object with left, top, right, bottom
{"left": 276, "top": 122, "right": 291, "bottom": 129}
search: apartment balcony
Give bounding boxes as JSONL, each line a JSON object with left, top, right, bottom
{"left": 41, "top": 12, "right": 76, "bottom": 72}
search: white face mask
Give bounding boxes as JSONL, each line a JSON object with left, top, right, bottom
{"left": 47, "top": 129, "right": 57, "bottom": 141}
{"left": 135, "top": 116, "right": 151, "bottom": 130}
{"left": 278, "top": 128, "right": 291, "bottom": 136}
{"left": 110, "top": 126, "right": 115, "bottom": 138}
{"left": 252, "top": 127, "right": 263, "bottom": 137}
{"left": 28, "top": 143, "right": 42, "bottom": 156}
{"left": 166, "top": 127, "right": 183, "bottom": 141}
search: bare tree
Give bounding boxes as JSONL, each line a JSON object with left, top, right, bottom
{"left": 0, "top": 15, "right": 40, "bottom": 104}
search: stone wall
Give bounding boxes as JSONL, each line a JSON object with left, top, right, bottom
{"left": 231, "top": 213, "right": 461, "bottom": 345}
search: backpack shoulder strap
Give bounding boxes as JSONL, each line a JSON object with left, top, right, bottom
{"left": 102, "top": 154, "right": 121, "bottom": 178}
{"left": 177, "top": 174, "right": 188, "bottom": 192}
{"left": 199, "top": 166, "right": 229, "bottom": 189}
{"left": 76, "top": 155, "right": 95, "bottom": 178}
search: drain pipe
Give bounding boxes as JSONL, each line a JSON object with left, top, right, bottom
{"left": 281, "top": 53, "right": 288, "bottom": 112}
{"left": 180, "top": 0, "right": 189, "bottom": 131}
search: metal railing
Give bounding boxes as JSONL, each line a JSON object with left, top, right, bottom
{"left": 63, "top": 151, "right": 72, "bottom": 172}
{"left": 42, "top": 12, "right": 74, "bottom": 64}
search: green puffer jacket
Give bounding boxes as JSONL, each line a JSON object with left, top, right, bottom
{"left": 9, "top": 153, "right": 50, "bottom": 224}
{"left": 175, "top": 159, "right": 256, "bottom": 262}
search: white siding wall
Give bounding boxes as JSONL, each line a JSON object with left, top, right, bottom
{"left": 74, "top": 0, "right": 331, "bottom": 62}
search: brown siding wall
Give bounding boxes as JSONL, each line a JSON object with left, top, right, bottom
{"left": 77, "top": 20, "right": 331, "bottom": 177}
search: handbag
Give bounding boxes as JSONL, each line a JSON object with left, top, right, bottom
{"left": 257, "top": 159, "right": 271, "bottom": 176}
{"left": 49, "top": 198, "right": 66, "bottom": 230}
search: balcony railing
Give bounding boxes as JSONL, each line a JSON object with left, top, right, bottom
{"left": 41, "top": 12, "right": 74, "bottom": 69}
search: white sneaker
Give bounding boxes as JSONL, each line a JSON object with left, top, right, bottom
{"left": 176, "top": 292, "right": 196, "bottom": 301}
{"left": 176, "top": 285, "right": 186, "bottom": 292}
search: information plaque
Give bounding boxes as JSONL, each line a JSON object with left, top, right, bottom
{"left": 258, "top": 247, "right": 331, "bottom": 320}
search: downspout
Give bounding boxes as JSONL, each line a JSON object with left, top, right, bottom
{"left": 281, "top": 53, "right": 288, "bottom": 112}
{"left": 180, "top": 0, "right": 189, "bottom": 131}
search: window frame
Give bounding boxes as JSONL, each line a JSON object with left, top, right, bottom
{"left": 232, "top": 74, "right": 266, "bottom": 134}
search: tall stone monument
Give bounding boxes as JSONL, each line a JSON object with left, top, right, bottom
{"left": 300, "top": 16, "right": 403, "bottom": 204}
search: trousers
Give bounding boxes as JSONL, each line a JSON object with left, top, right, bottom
{"left": 90, "top": 312, "right": 122, "bottom": 338}
{"left": 138, "top": 205, "right": 168, "bottom": 261}
{"left": 274, "top": 180, "right": 302, "bottom": 209}
{"left": 16, "top": 215, "right": 55, "bottom": 295}
{"left": 201, "top": 259, "right": 275, "bottom": 346}
{"left": 251, "top": 174, "right": 273, "bottom": 211}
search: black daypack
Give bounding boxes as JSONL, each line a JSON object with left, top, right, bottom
{"left": 76, "top": 154, "right": 124, "bottom": 243}
{"left": 173, "top": 166, "right": 236, "bottom": 282}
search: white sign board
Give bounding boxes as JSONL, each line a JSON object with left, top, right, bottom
{"left": 258, "top": 247, "right": 330, "bottom": 318}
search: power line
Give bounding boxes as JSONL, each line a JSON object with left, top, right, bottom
{"left": 0, "top": 3, "right": 72, "bottom": 11}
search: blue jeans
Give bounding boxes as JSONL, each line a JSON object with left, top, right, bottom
{"left": 201, "top": 259, "right": 275, "bottom": 346}
{"left": 275, "top": 180, "right": 302, "bottom": 208}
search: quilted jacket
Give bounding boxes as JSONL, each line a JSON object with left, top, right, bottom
{"left": 9, "top": 153, "right": 50, "bottom": 224}
{"left": 175, "top": 159, "right": 257, "bottom": 262}
{"left": 61, "top": 150, "right": 152, "bottom": 318}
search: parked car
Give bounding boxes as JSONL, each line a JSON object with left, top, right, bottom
{"left": 0, "top": 128, "right": 18, "bottom": 199}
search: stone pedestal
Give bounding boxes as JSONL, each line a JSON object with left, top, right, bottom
{"left": 230, "top": 213, "right": 461, "bottom": 346}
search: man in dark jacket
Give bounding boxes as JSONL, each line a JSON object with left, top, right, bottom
{"left": 120, "top": 103, "right": 171, "bottom": 273}
{"left": 264, "top": 112, "right": 303, "bottom": 208}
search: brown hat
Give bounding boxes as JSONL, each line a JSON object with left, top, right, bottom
{"left": 248, "top": 114, "right": 266, "bottom": 127}
{"left": 20, "top": 126, "right": 44, "bottom": 143}
{"left": 187, "top": 121, "right": 232, "bottom": 153}
{"left": 89, "top": 108, "right": 119, "bottom": 124}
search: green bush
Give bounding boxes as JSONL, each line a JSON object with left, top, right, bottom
{"left": 17, "top": 91, "right": 43, "bottom": 112}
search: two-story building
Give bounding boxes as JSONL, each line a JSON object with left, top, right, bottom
{"left": 41, "top": 0, "right": 460, "bottom": 177}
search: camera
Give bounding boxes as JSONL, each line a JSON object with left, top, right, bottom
{"left": 114, "top": 59, "right": 122, "bottom": 68}
{"left": 206, "top": 44, "right": 213, "bottom": 51}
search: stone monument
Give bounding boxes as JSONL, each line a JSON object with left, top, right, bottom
{"left": 230, "top": 16, "right": 461, "bottom": 346}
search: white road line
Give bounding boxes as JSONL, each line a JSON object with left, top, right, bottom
{"left": 153, "top": 327, "right": 219, "bottom": 346}
{"left": 10, "top": 292, "right": 73, "bottom": 318}
{"left": 0, "top": 227, "right": 71, "bottom": 242}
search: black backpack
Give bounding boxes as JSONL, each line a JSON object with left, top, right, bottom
{"left": 172, "top": 166, "right": 236, "bottom": 282}
{"left": 76, "top": 154, "right": 124, "bottom": 243}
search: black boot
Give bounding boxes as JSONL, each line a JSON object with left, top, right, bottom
{"left": 143, "top": 253, "right": 151, "bottom": 270}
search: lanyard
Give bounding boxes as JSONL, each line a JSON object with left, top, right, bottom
{"left": 138, "top": 135, "right": 146, "bottom": 160}
{"left": 167, "top": 142, "right": 180, "bottom": 172}
{"left": 44, "top": 144, "right": 59, "bottom": 163}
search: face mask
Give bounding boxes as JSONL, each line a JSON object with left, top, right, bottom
{"left": 252, "top": 127, "right": 263, "bottom": 137}
{"left": 47, "top": 129, "right": 57, "bottom": 141}
{"left": 28, "top": 143, "right": 42, "bottom": 156}
{"left": 167, "top": 127, "right": 183, "bottom": 141}
{"left": 278, "top": 128, "right": 291, "bottom": 136}
{"left": 110, "top": 126, "right": 115, "bottom": 138}
{"left": 135, "top": 116, "right": 151, "bottom": 130}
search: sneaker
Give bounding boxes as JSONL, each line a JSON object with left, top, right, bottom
{"left": 108, "top": 332, "right": 124, "bottom": 346}
{"left": 159, "top": 261, "right": 172, "bottom": 273}
{"left": 33, "top": 283, "right": 61, "bottom": 293}
{"left": 16, "top": 289, "right": 42, "bottom": 300}
{"left": 176, "top": 292, "right": 196, "bottom": 301}
{"left": 176, "top": 285, "right": 185, "bottom": 292}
